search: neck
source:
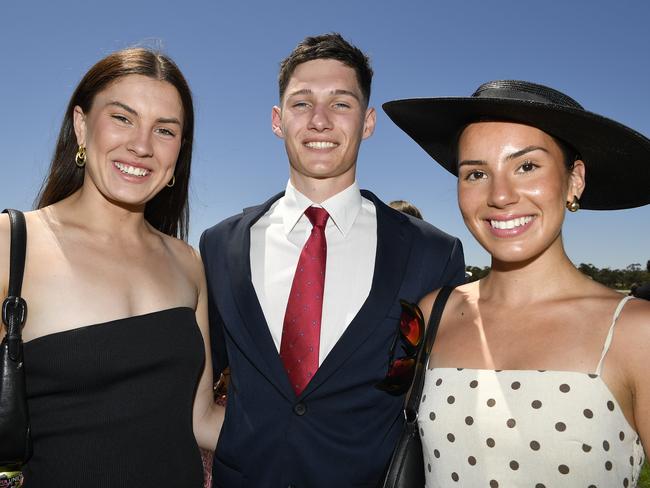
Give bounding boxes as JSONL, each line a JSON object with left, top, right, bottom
{"left": 480, "top": 237, "right": 588, "bottom": 306}
{"left": 289, "top": 171, "right": 356, "bottom": 204}
{"left": 46, "top": 185, "right": 152, "bottom": 241}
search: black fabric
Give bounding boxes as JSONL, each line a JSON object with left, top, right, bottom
{"left": 383, "top": 80, "right": 650, "bottom": 210}
{"left": 0, "top": 208, "right": 32, "bottom": 468}
{"left": 21, "top": 308, "right": 204, "bottom": 488}
{"left": 381, "top": 286, "right": 454, "bottom": 488}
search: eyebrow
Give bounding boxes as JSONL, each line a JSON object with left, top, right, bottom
{"left": 458, "top": 145, "right": 550, "bottom": 168}
{"left": 106, "top": 100, "right": 182, "bottom": 125}
{"left": 506, "top": 145, "right": 549, "bottom": 160}
{"left": 286, "top": 88, "right": 361, "bottom": 102}
{"left": 458, "top": 159, "right": 487, "bottom": 168}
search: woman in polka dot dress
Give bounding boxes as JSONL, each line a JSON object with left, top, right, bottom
{"left": 383, "top": 80, "right": 650, "bottom": 487}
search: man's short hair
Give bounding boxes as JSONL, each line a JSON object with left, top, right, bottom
{"left": 278, "top": 33, "right": 373, "bottom": 105}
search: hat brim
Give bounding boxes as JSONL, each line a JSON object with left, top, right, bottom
{"left": 383, "top": 97, "right": 650, "bottom": 210}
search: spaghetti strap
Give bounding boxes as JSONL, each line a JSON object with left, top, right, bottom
{"left": 595, "top": 295, "right": 634, "bottom": 375}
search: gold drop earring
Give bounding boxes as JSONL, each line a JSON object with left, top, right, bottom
{"left": 566, "top": 196, "right": 580, "bottom": 212}
{"left": 75, "top": 145, "right": 87, "bottom": 168}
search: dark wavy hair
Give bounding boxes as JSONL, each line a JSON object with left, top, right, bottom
{"left": 35, "top": 47, "right": 194, "bottom": 240}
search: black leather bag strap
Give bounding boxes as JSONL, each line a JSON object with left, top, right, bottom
{"left": 403, "top": 285, "right": 454, "bottom": 422}
{"left": 3, "top": 209, "right": 27, "bottom": 299}
{"left": 2, "top": 209, "right": 28, "bottom": 361}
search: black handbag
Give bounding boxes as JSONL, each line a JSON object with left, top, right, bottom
{"left": 381, "top": 285, "right": 453, "bottom": 488}
{"left": 0, "top": 209, "right": 32, "bottom": 468}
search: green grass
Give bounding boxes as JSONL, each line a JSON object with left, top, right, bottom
{"left": 639, "top": 460, "right": 650, "bottom": 488}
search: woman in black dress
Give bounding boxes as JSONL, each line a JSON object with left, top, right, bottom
{"left": 0, "top": 47, "right": 222, "bottom": 487}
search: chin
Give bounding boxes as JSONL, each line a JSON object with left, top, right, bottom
{"left": 105, "top": 191, "right": 151, "bottom": 209}
{"left": 305, "top": 160, "right": 342, "bottom": 173}
{"left": 489, "top": 244, "right": 551, "bottom": 268}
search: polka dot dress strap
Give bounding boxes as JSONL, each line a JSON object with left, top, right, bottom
{"left": 595, "top": 295, "right": 634, "bottom": 375}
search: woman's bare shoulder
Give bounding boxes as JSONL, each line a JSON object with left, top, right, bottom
{"left": 616, "top": 296, "right": 650, "bottom": 338}
{"left": 157, "top": 232, "right": 205, "bottom": 283}
{"left": 418, "top": 281, "right": 476, "bottom": 322}
{"left": 1, "top": 209, "right": 57, "bottom": 294}
{"left": 599, "top": 295, "right": 650, "bottom": 376}
{"left": 0, "top": 210, "right": 42, "bottom": 319}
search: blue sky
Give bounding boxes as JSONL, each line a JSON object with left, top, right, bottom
{"left": 1, "top": 0, "right": 648, "bottom": 268}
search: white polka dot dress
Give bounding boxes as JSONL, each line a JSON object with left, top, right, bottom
{"left": 419, "top": 296, "right": 645, "bottom": 487}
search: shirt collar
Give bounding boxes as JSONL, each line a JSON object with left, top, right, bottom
{"left": 281, "top": 180, "right": 362, "bottom": 237}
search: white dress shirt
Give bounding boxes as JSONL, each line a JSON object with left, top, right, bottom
{"left": 250, "top": 180, "right": 377, "bottom": 365}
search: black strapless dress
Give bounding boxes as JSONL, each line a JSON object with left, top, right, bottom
{"left": 21, "top": 307, "right": 205, "bottom": 487}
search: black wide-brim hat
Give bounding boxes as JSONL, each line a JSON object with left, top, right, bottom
{"left": 383, "top": 80, "right": 650, "bottom": 210}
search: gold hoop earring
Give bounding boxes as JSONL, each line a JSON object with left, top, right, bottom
{"left": 166, "top": 175, "right": 176, "bottom": 188}
{"left": 566, "top": 196, "right": 580, "bottom": 212}
{"left": 75, "top": 145, "right": 87, "bottom": 168}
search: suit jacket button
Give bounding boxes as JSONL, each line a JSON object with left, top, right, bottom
{"left": 293, "top": 402, "right": 307, "bottom": 416}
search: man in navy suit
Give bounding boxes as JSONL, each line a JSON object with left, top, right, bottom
{"left": 200, "top": 33, "right": 465, "bottom": 487}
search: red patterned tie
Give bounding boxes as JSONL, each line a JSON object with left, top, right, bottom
{"left": 280, "top": 206, "right": 329, "bottom": 395}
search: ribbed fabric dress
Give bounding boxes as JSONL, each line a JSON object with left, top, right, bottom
{"left": 21, "top": 307, "right": 205, "bottom": 488}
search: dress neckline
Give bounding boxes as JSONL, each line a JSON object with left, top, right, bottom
{"left": 24, "top": 306, "right": 194, "bottom": 347}
{"left": 428, "top": 367, "right": 639, "bottom": 436}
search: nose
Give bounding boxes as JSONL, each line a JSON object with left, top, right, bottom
{"left": 487, "top": 173, "right": 519, "bottom": 208}
{"left": 307, "top": 104, "right": 333, "bottom": 132}
{"left": 127, "top": 127, "right": 154, "bottom": 158}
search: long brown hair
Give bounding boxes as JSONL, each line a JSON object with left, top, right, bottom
{"left": 35, "top": 47, "right": 194, "bottom": 240}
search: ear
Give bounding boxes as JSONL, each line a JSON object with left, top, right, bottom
{"left": 567, "top": 159, "right": 586, "bottom": 201}
{"left": 361, "top": 107, "right": 376, "bottom": 140}
{"left": 271, "top": 106, "right": 284, "bottom": 139}
{"left": 73, "top": 106, "right": 87, "bottom": 146}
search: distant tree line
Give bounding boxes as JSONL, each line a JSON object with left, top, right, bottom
{"left": 466, "top": 260, "right": 650, "bottom": 290}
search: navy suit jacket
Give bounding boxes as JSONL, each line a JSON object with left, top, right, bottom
{"left": 200, "top": 190, "right": 465, "bottom": 488}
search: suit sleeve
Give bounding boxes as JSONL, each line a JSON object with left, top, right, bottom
{"left": 199, "top": 230, "right": 229, "bottom": 377}
{"left": 439, "top": 237, "right": 466, "bottom": 287}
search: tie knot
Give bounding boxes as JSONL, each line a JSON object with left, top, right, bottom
{"left": 304, "top": 206, "right": 329, "bottom": 229}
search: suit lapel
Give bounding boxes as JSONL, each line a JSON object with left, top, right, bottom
{"left": 226, "top": 192, "right": 296, "bottom": 400}
{"left": 301, "top": 191, "right": 413, "bottom": 398}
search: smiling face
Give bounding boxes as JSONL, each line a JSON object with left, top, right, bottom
{"left": 271, "top": 59, "right": 376, "bottom": 196}
{"left": 73, "top": 74, "right": 184, "bottom": 209}
{"left": 457, "top": 121, "right": 585, "bottom": 265}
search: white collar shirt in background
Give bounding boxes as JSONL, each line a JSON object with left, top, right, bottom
{"left": 250, "top": 180, "right": 377, "bottom": 365}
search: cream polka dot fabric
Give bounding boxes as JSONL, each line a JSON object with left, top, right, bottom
{"left": 419, "top": 296, "right": 645, "bottom": 487}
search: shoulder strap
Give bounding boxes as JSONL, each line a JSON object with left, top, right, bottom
{"left": 594, "top": 295, "right": 633, "bottom": 375}
{"left": 3, "top": 209, "right": 27, "bottom": 298}
{"left": 404, "top": 286, "right": 454, "bottom": 422}
{"left": 2, "top": 209, "right": 28, "bottom": 360}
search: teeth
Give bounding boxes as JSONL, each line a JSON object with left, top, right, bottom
{"left": 490, "top": 216, "right": 534, "bottom": 230}
{"left": 305, "top": 141, "right": 337, "bottom": 149}
{"left": 114, "top": 162, "right": 150, "bottom": 177}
